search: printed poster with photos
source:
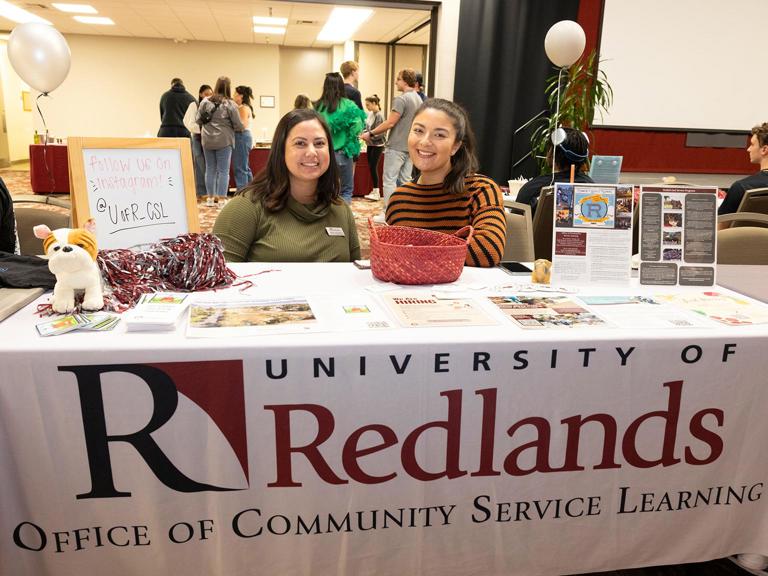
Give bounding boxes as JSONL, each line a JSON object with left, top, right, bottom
{"left": 487, "top": 294, "right": 608, "bottom": 329}
{"left": 638, "top": 186, "right": 718, "bottom": 286}
{"left": 550, "top": 183, "right": 634, "bottom": 286}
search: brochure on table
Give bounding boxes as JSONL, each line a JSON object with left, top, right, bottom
{"left": 381, "top": 293, "right": 498, "bottom": 327}
{"left": 186, "top": 292, "right": 396, "bottom": 338}
{"left": 550, "top": 183, "right": 634, "bottom": 286}
{"left": 639, "top": 186, "right": 718, "bottom": 286}
{"left": 487, "top": 295, "right": 608, "bottom": 329}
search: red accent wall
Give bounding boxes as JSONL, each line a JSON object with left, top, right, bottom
{"left": 576, "top": 0, "right": 752, "bottom": 175}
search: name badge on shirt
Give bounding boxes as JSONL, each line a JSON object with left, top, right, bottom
{"left": 326, "top": 227, "right": 345, "bottom": 237}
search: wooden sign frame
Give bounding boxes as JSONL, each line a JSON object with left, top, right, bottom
{"left": 67, "top": 137, "right": 199, "bottom": 241}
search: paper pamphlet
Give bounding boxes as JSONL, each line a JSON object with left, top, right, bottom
{"left": 654, "top": 291, "right": 768, "bottom": 326}
{"left": 382, "top": 293, "right": 498, "bottom": 327}
{"left": 487, "top": 295, "right": 607, "bottom": 329}
{"left": 551, "top": 183, "right": 634, "bottom": 286}
{"left": 638, "top": 186, "right": 718, "bottom": 286}
{"left": 187, "top": 297, "right": 321, "bottom": 337}
{"left": 124, "top": 292, "right": 190, "bottom": 331}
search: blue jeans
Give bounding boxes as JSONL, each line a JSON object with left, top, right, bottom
{"left": 191, "top": 136, "right": 207, "bottom": 197}
{"left": 335, "top": 151, "right": 354, "bottom": 204}
{"left": 233, "top": 131, "right": 253, "bottom": 190}
{"left": 382, "top": 148, "right": 413, "bottom": 206}
{"left": 203, "top": 146, "right": 233, "bottom": 198}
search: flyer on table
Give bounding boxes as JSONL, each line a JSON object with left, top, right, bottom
{"left": 639, "top": 186, "right": 718, "bottom": 286}
{"left": 550, "top": 183, "right": 634, "bottom": 286}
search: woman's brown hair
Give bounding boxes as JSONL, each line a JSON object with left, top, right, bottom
{"left": 237, "top": 108, "right": 340, "bottom": 213}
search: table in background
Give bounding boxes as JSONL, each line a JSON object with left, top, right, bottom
{"left": 30, "top": 145, "right": 383, "bottom": 198}
{"left": 2, "top": 264, "right": 767, "bottom": 576}
{"left": 29, "top": 144, "right": 70, "bottom": 194}
{"left": 231, "top": 148, "right": 383, "bottom": 197}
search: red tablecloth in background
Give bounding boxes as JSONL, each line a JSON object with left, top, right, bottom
{"left": 30, "top": 144, "right": 385, "bottom": 196}
{"left": 30, "top": 144, "right": 70, "bottom": 194}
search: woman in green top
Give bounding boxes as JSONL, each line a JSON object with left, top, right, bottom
{"left": 212, "top": 108, "right": 360, "bottom": 263}
{"left": 315, "top": 72, "right": 366, "bottom": 204}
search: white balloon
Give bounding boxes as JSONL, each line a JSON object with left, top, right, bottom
{"left": 8, "top": 23, "right": 71, "bottom": 94}
{"left": 544, "top": 20, "right": 586, "bottom": 68}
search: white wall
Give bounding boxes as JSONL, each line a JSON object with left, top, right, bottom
{"left": 357, "top": 43, "right": 387, "bottom": 110}
{"left": 26, "top": 35, "right": 282, "bottom": 141}
{"left": 434, "top": 0, "right": 460, "bottom": 99}
{"left": 278, "top": 46, "right": 331, "bottom": 130}
{"left": 0, "top": 42, "right": 34, "bottom": 162}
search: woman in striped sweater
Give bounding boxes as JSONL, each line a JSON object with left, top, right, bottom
{"left": 385, "top": 98, "right": 506, "bottom": 267}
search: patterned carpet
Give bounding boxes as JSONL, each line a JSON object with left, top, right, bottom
{"left": 3, "top": 167, "right": 382, "bottom": 258}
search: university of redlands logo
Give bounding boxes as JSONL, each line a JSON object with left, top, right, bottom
{"left": 61, "top": 361, "right": 247, "bottom": 499}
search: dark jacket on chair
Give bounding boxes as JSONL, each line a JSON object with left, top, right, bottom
{"left": 0, "top": 177, "right": 16, "bottom": 253}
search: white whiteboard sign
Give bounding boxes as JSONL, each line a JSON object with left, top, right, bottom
{"left": 68, "top": 137, "right": 199, "bottom": 250}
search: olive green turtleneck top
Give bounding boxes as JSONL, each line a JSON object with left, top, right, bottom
{"left": 213, "top": 194, "right": 360, "bottom": 263}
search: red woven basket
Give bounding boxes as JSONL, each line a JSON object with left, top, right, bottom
{"left": 367, "top": 218, "right": 473, "bottom": 285}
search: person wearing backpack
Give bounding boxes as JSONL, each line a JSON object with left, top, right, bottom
{"left": 196, "top": 76, "right": 244, "bottom": 207}
{"left": 183, "top": 84, "right": 213, "bottom": 200}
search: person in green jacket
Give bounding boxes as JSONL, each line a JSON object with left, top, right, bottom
{"left": 315, "top": 72, "right": 366, "bottom": 204}
{"left": 212, "top": 108, "right": 360, "bottom": 263}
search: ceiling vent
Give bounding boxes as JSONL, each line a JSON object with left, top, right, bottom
{"left": 294, "top": 20, "right": 319, "bottom": 25}
{"left": 23, "top": 3, "right": 48, "bottom": 9}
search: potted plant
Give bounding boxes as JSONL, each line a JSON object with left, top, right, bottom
{"left": 529, "top": 49, "right": 613, "bottom": 174}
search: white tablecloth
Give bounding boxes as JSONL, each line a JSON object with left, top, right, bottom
{"left": 1, "top": 263, "right": 767, "bottom": 576}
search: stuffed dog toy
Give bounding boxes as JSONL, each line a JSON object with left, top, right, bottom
{"left": 33, "top": 219, "right": 103, "bottom": 313}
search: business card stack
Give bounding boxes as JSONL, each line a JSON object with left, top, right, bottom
{"left": 123, "top": 292, "right": 191, "bottom": 331}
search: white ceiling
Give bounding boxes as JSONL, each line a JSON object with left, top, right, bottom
{"left": 1, "top": 0, "right": 431, "bottom": 46}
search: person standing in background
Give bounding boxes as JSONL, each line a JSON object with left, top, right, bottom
{"left": 363, "top": 94, "right": 385, "bottom": 201}
{"left": 294, "top": 94, "right": 313, "bottom": 110}
{"left": 233, "top": 85, "right": 255, "bottom": 190}
{"left": 340, "top": 61, "right": 363, "bottom": 110}
{"left": 315, "top": 73, "right": 366, "bottom": 204}
{"left": 184, "top": 84, "right": 213, "bottom": 200}
{"left": 414, "top": 72, "right": 427, "bottom": 102}
{"left": 361, "top": 68, "right": 422, "bottom": 209}
{"left": 158, "top": 78, "right": 195, "bottom": 137}
{"left": 197, "top": 76, "right": 244, "bottom": 208}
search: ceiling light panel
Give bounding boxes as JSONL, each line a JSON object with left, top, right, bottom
{"left": 0, "top": 0, "right": 51, "bottom": 24}
{"left": 253, "top": 16, "right": 288, "bottom": 26}
{"left": 317, "top": 7, "right": 373, "bottom": 43}
{"left": 253, "top": 26, "right": 285, "bottom": 35}
{"left": 52, "top": 3, "right": 98, "bottom": 14}
{"left": 73, "top": 15, "right": 115, "bottom": 25}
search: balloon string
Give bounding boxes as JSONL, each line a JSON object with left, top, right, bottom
{"left": 35, "top": 92, "right": 56, "bottom": 193}
{"left": 35, "top": 92, "right": 49, "bottom": 137}
{"left": 550, "top": 66, "right": 568, "bottom": 188}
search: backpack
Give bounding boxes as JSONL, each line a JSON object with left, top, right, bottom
{"left": 198, "top": 101, "right": 220, "bottom": 125}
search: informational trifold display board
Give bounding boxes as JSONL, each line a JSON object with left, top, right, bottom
{"left": 551, "top": 183, "right": 634, "bottom": 286}
{"left": 639, "top": 186, "right": 718, "bottom": 286}
{"left": 68, "top": 137, "right": 199, "bottom": 249}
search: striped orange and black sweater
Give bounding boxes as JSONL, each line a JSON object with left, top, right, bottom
{"left": 385, "top": 174, "right": 506, "bottom": 267}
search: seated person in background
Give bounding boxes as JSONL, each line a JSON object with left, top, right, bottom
{"left": 718, "top": 122, "right": 768, "bottom": 215}
{"left": 385, "top": 98, "right": 506, "bottom": 267}
{"left": 213, "top": 108, "right": 360, "bottom": 263}
{"left": 516, "top": 127, "right": 593, "bottom": 213}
